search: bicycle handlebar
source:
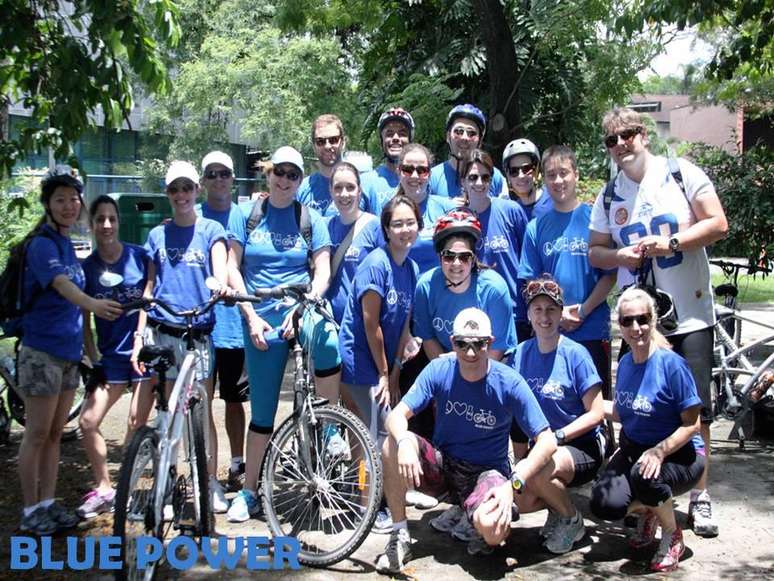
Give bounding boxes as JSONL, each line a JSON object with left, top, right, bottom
{"left": 122, "top": 293, "right": 222, "bottom": 319}
{"left": 709, "top": 259, "right": 771, "bottom": 277}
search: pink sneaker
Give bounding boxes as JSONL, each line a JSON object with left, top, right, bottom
{"left": 650, "top": 527, "right": 685, "bottom": 572}
{"left": 628, "top": 510, "right": 658, "bottom": 549}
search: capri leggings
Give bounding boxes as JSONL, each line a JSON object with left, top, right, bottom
{"left": 244, "top": 306, "right": 341, "bottom": 433}
{"left": 590, "top": 431, "right": 706, "bottom": 521}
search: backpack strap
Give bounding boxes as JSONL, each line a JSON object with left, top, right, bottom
{"left": 294, "top": 201, "right": 314, "bottom": 277}
{"left": 246, "top": 197, "right": 268, "bottom": 238}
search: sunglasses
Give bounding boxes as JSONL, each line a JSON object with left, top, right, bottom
{"left": 524, "top": 277, "right": 563, "bottom": 304}
{"left": 507, "top": 163, "right": 535, "bottom": 177}
{"left": 619, "top": 313, "right": 652, "bottom": 328}
{"left": 604, "top": 127, "right": 642, "bottom": 148}
{"left": 441, "top": 250, "right": 475, "bottom": 264}
{"left": 314, "top": 135, "right": 342, "bottom": 147}
{"left": 273, "top": 166, "right": 302, "bottom": 182}
{"left": 466, "top": 173, "right": 492, "bottom": 184}
{"left": 204, "top": 169, "right": 232, "bottom": 180}
{"left": 400, "top": 164, "right": 430, "bottom": 177}
{"left": 453, "top": 338, "right": 488, "bottom": 351}
{"left": 167, "top": 183, "right": 195, "bottom": 194}
{"left": 451, "top": 126, "right": 479, "bottom": 138}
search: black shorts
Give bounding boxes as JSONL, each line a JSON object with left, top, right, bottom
{"left": 214, "top": 348, "right": 248, "bottom": 403}
{"left": 565, "top": 433, "right": 604, "bottom": 488}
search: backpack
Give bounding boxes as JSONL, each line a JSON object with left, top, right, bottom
{"left": 245, "top": 198, "right": 314, "bottom": 276}
{"left": 603, "top": 156, "right": 688, "bottom": 219}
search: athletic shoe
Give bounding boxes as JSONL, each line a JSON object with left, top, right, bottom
{"left": 375, "top": 528, "right": 412, "bottom": 574}
{"left": 20, "top": 506, "right": 57, "bottom": 536}
{"left": 650, "top": 527, "right": 685, "bottom": 573}
{"left": 539, "top": 509, "right": 560, "bottom": 538}
{"left": 227, "top": 490, "right": 261, "bottom": 523}
{"left": 405, "top": 489, "right": 439, "bottom": 510}
{"left": 451, "top": 513, "right": 478, "bottom": 542}
{"left": 628, "top": 510, "right": 659, "bottom": 549}
{"left": 689, "top": 490, "right": 719, "bottom": 537}
{"left": 544, "top": 510, "right": 585, "bottom": 554}
{"left": 227, "top": 463, "right": 245, "bottom": 492}
{"left": 210, "top": 477, "right": 228, "bottom": 514}
{"left": 467, "top": 534, "right": 495, "bottom": 556}
{"left": 47, "top": 502, "right": 80, "bottom": 531}
{"left": 76, "top": 489, "right": 116, "bottom": 519}
{"left": 429, "top": 504, "right": 464, "bottom": 533}
{"left": 371, "top": 508, "right": 393, "bottom": 534}
{"left": 325, "top": 430, "right": 351, "bottom": 460}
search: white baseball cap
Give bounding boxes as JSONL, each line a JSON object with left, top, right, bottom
{"left": 271, "top": 146, "right": 304, "bottom": 175}
{"left": 201, "top": 150, "right": 234, "bottom": 172}
{"left": 165, "top": 161, "right": 199, "bottom": 186}
{"left": 452, "top": 308, "right": 493, "bottom": 339}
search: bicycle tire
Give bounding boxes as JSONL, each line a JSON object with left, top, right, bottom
{"left": 113, "top": 426, "right": 161, "bottom": 581}
{"left": 187, "top": 397, "right": 213, "bottom": 538}
{"left": 261, "top": 404, "right": 382, "bottom": 567}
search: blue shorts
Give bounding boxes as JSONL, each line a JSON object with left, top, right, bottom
{"left": 101, "top": 355, "right": 149, "bottom": 385}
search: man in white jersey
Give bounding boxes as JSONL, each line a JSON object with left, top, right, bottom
{"left": 588, "top": 107, "right": 728, "bottom": 537}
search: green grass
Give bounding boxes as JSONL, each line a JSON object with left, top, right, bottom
{"left": 712, "top": 272, "right": 774, "bottom": 304}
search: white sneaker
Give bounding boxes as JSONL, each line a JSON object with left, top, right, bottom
{"left": 210, "top": 477, "right": 228, "bottom": 514}
{"left": 227, "top": 489, "right": 261, "bottom": 523}
{"left": 375, "top": 528, "right": 412, "bottom": 574}
{"left": 405, "top": 489, "right": 439, "bottom": 510}
{"left": 689, "top": 490, "right": 719, "bottom": 537}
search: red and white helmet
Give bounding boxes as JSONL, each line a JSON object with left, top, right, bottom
{"left": 433, "top": 208, "right": 482, "bottom": 253}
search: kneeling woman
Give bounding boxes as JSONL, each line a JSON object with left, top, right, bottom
{"left": 590, "top": 287, "right": 705, "bottom": 573}
{"left": 506, "top": 276, "right": 604, "bottom": 554}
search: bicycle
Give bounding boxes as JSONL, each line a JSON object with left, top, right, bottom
{"left": 112, "top": 290, "right": 220, "bottom": 581}
{"left": 234, "top": 282, "right": 382, "bottom": 567}
{"left": 709, "top": 259, "right": 774, "bottom": 449}
{"left": 0, "top": 336, "right": 91, "bottom": 445}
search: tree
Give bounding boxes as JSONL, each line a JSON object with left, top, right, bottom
{"left": 0, "top": 0, "right": 181, "bottom": 176}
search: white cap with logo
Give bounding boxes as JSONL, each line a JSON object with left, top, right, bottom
{"left": 165, "top": 161, "right": 199, "bottom": 187}
{"left": 201, "top": 150, "right": 234, "bottom": 172}
{"left": 452, "top": 308, "right": 493, "bottom": 339}
{"left": 271, "top": 146, "right": 304, "bottom": 175}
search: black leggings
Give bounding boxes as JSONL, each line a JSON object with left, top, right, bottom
{"left": 590, "top": 432, "right": 705, "bottom": 521}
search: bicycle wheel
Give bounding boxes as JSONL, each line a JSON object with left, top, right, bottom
{"left": 186, "top": 397, "right": 212, "bottom": 538}
{"left": 113, "top": 426, "right": 162, "bottom": 581}
{"left": 261, "top": 404, "right": 382, "bottom": 567}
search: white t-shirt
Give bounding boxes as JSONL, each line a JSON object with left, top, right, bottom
{"left": 589, "top": 156, "right": 715, "bottom": 335}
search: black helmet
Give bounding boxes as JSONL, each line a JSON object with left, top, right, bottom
{"left": 41, "top": 165, "right": 84, "bottom": 202}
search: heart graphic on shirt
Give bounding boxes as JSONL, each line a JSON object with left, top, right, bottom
{"left": 453, "top": 401, "right": 468, "bottom": 416}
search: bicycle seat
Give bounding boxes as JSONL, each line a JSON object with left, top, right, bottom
{"left": 138, "top": 345, "right": 176, "bottom": 370}
{"left": 714, "top": 305, "right": 735, "bottom": 320}
{"left": 714, "top": 283, "right": 738, "bottom": 298}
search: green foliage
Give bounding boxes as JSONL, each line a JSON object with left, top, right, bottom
{"left": 0, "top": 170, "right": 44, "bottom": 267}
{"left": 0, "top": 0, "right": 181, "bottom": 176}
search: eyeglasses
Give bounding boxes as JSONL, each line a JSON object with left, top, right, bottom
{"left": 314, "top": 135, "right": 342, "bottom": 147}
{"left": 507, "top": 163, "right": 535, "bottom": 177}
{"left": 451, "top": 126, "right": 479, "bottom": 139}
{"left": 466, "top": 173, "right": 492, "bottom": 184}
{"left": 524, "top": 277, "right": 563, "bottom": 304}
{"left": 272, "top": 166, "right": 302, "bottom": 182}
{"left": 204, "top": 169, "right": 232, "bottom": 180}
{"left": 604, "top": 127, "right": 642, "bottom": 148}
{"left": 453, "top": 338, "right": 488, "bottom": 351}
{"left": 400, "top": 164, "right": 430, "bottom": 177}
{"left": 167, "top": 183, "right": 195, "bottom": 194}
{"left": 440, "top": 250, "right": 475, "bottom": 264}
{"left": 619, "top": 313, "right": 652, "bottom": 328}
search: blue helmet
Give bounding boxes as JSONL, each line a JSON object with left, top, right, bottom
{"left": 378, "top": 107, "right": 415, "bottom": 140}
{"left": 446, "top": 104, "right": 486, "bottom": 136}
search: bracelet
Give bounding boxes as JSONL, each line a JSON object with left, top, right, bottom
{"left": 394, "top": 357, "right": 404, "bottom": 371}
{"left": 133, "top": 331, "right": 144, "bottom": 339}
{"left": 577, "top": 304, "right": 586, "bottom": 321}
{"left": 396, "top": 435, "right": 413, "bottom": 448}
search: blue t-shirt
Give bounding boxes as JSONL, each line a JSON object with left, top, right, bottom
{"left": 429, "top": 160, "right": 506, "bottom": 199}
{"left": 237, "top": 200, "right": 330, "bottom": 319}
{"left": 510, "top": 337, "right": 602, "bottom": 443}
{"left": 21, "top": 224, "right": 85, "bottom": 361}
{"left": 413, "top": 267, "right": 516, "bottom": 353}
{"left": 196, "top": 201, "right": 246, "bottom": 348}
{"left": 361, "top": 164, "right": 399, "bottom": 205}
{"left": 403, "top": 357, "right": 549, "bottom": 475}
{"left": 325, "top": 214, "right": 384, "bottom": 323}
{"left": 615, "top": 349, "right": 704, "bottom": 450}
{"left": 474, "top": 198, "right": 529, "bottom": 323}
{"left": 507, "top": 187, "right": 554, "bottom": 222}
{"left": 145, "top": 218, "right": 227, "bottom": 329}
{"left": 297, "top": 172, "right": 384, "bottom": 218}
{"left": 409, "top": 194, "right": 457, "bottom": 276}
{"left": 519, "top": 204, "right": 611, "bottom": 341}
{"left": 82, "top": 244, "right": 149, "bottom": 363}
{"left": 339, "top": 246, "right": 418, "bottom": 385}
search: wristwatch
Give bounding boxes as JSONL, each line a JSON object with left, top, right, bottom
{"left": 510, "top": 471, "right": 525, "bottom": 494}
{"left": 668, "top": 236, "right": 680, "bottom": 252}
{"left": 555, "top": 429, "right": 566, "bottom": 446}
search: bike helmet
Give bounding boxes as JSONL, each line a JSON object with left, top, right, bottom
{"left": 41, "top": 164, "right": 84, "bottom": 201}
{"left": 446, "top": 104, "right": 487, "bottom": 136}
{"left": 377, "top": 107, "right": 415, "bottom": 140}
{"left": 433, "top": 208, "right": 482, "bottom": 253}
{"left": 502, "top": 138, "right": 540, "bottom": 170}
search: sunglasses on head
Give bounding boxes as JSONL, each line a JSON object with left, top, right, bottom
{"left": 400, "top": 164, "right": 430, "bottom": 177}
{"left": 453, "top": 338, "right": 488, "bottom": 351}
{"left": 466, "top": 173, "right": 492, "bottom": 184}
{"left": 167, "top": 183, "right": 195, "bottom": 194}
{"left": 314, "top": 135, "right": 342, "bottom": 147}
{"left": 440, "top": 250, "right": 475, "bottom": 264}
{"left": 619, "top": 313, "right": 652, "bottom": 328}
{"left": 204, "top": 169, "right": 232, "bottom": 180}
{"left": 604, "top": 126, "right": 642, "bottom": 148}
{"left": 272, "top": 166, "right": 302, "bottom": 182}
{"left": 507, "top": 163, "right": 535, "bottom": 177}
{"left": 524, "top": 277, "right": 563, "bottom": 304}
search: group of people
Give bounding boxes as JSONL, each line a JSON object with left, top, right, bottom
{"left": 13, "top": 103, "right": 728, "bottom": 575}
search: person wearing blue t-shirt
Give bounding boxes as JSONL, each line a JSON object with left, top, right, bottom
{"left": 132, "top": 160, "right": 229, "bottom": 515}
{"left": 509, "top": 276, "right": 604, "bottom": 554}
{"left": 226, "top": 146, "right": 340, "bottom": 523}
{"left": 16, "top": 167, "right": 123, "bottom": 535}
{"left": 519, "top": 145, "right": 615, "bottom": 399}
{"left": 591, "top": 288, "right": 705, "bottom": 573}
{"left": 500, "top": 138, "right": 553, "bottom": 222}
{"left": 429, "top": 104, "right": 507, "bottom": 199}
{"left": 375, "top": 309, "right": 556, "bottom": 573}
{"left": 459, "top": 149, "right": 530, "bottom": 341}
{"left": 78, "top": 195, "right": 152, "bottom": 520}
{"left": 197, "top": 149, "right": 249, "bottom": 503}
{"left": 361, "top": 107, "right": 415, "bottom": 205}
{"left": 325, "top": 161, "right": 384, "bottom": 323}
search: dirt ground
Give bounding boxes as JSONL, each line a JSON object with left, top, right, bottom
{"left": 2, "top": 306, "right": 774, "bottom": 580}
